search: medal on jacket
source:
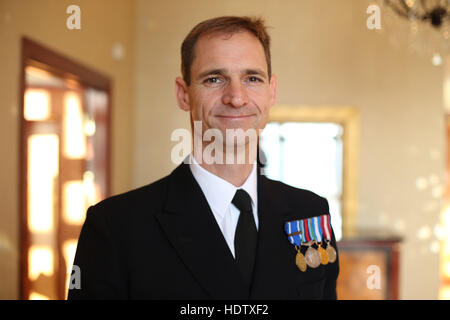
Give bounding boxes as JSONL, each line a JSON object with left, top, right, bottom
{"left": 304, "top": 244, "right": 321, "bottom": 268}
{"left": 318, "top": 244, "right": 329, "bottom": 265}
{"left": 303, "top": 218, "right": 322, "bottom": 268}
{"left": 285, "top": 221, "right": 308, "bottom": 272}
{"left": 325, "top": 241, "right": 337, "bottom": 263}
{"left": 295, "top": 245, "right": 307, "bottom": 272}
{"left": 312, "top": 215, "right": 329, "bottom": 265}
{"left": 321, "top": 214, "right": 337, "bottom": 263}
{"left": 304, "top": 219, "right": 321, "bottom": 268}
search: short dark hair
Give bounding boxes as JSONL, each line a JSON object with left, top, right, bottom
{"left": 181, "top": 16, "right": 272, "bottom": 85}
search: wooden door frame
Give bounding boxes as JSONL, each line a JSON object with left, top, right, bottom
{"left": 19, "top": 37, "right": 112, "bottom": 299}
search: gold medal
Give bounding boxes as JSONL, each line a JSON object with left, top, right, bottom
{"left": 295, "top": 251, "right": 307, "bottom": 272}
{"left": 318, "top": 243, "right": 329, "bottom": 265}
{"left": 305, "top": 246, "right": 321, "bottom": 268}
{"left": 326, "top": 243, "right": 337, "bottom": 263}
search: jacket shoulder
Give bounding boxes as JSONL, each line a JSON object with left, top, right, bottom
{"left": 262, "top": 175, "right": 329, "bottom": 215}
{"left": 86, "top": 173, "right": 171, "bottom": 224}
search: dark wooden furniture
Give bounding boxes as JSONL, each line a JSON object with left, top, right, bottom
{"left": 336, "top": 230, "right": 402, "bottom": 300}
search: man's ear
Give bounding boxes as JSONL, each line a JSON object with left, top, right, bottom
{"left": 175, "top": 77, "right": 190, "bottom": 111}
{"left": 268, "top": 74, "right": 278, "bottom": 108}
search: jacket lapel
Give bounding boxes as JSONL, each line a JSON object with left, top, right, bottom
{"left": 155, "top": 163, "right": 248, "bottom": 299}
{"left": 249, "top": 169, "right": 299, "bottom": 299}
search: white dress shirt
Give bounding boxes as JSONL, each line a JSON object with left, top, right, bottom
{"left": 189, "top": 153, "right": 258, "bottom": 258}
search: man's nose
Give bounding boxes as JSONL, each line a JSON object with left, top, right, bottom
{"left": 222, "top": 80, "right": 248, "bottom": 108}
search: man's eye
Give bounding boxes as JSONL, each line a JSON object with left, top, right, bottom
{"left": 204, "top": 77, "right": 222, "bottom": 84}
{"left": 248, "top": 76, "right": 262, "bottom": 83}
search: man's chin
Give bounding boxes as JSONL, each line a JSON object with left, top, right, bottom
{"left": 214, "top": 124, "right": 260, "bottom": 135}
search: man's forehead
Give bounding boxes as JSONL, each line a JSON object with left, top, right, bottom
{"left": 192, "top": 31, "right": 268, "bottom": 73}
{"left": 195, "top": 30, "right": 263, "bottom": 51}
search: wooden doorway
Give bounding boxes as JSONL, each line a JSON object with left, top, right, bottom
{"left": 19, "top": 38, "right": 112, "bottom": 299}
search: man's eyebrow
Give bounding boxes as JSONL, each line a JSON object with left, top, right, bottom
{"left": 196, "top": 69, "right": 227, "bottom": 79}
{"left": 243, "top": 68, "right": 268, "bottom": 79}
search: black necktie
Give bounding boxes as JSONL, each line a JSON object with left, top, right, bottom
{"left": 232, "top": 189, "right": 258, "bottom": 287}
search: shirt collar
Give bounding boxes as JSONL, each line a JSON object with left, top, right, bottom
{"left": 189, "top": 154, "right": 257, "bottom": 220}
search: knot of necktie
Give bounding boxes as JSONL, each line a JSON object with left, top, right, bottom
{"left": 232, "top": 189, "right": 253, "bottom": 213}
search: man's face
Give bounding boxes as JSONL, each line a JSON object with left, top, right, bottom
{"left": 176, "top": 31, "right": 277, "bottom": 142}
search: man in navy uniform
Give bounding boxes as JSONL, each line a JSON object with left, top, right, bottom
{"left": 68, "top": 16, "right": 339, "bottom": 300}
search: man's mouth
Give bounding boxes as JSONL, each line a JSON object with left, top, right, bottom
{"left": 215, "top": 114, "right": 255, "bottom": 119}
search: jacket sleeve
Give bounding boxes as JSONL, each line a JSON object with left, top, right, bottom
{"left": 321, "top": 198, "right": 340, "bottom": 300}
{"left": 67, "top": 205, "right": 127, "bottom": 300}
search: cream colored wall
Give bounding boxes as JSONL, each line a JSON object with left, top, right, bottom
{"left": 0, "top": 0, "right": 135, "bottom": 299}
{"left": 133, "top": 0, "right": 444, "bottom": 299}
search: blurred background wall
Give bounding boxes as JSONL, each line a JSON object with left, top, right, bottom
{"left": 0, "top": 0, "right": 446, "bottom": 299}
{"left": 0, "top": 0, "right": 135, "bottom": 299}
